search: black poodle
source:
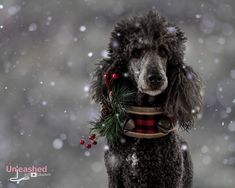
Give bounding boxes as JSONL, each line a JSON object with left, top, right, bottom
{"left": 90, "top": 11, "right": 202, "bottom": 188}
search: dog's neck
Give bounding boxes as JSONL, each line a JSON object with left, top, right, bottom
{"left": 136, "top": 92, "right": 164, "bottom": 107}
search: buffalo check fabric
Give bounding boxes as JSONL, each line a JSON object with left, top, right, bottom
{"left": 129, "top": 114, "right": 160, "bottom": 134}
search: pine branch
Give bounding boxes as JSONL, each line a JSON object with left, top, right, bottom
{"left": 89, "top": 84, "right": 135, "bottom": 142}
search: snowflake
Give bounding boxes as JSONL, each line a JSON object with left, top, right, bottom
{"left": 104, "top": 145, "right": 109, "bottom": 151}
{"left": 101, "top": 50, "right": 108, "bottom": 58}
{"left": 181, "top": 144, "right": 188, "bottom": 151}
{"left": 50, "top": 81, "right": 55, "bottom": 86}
{"left": 126, "top": 153, "right": 139, "bottom": 167}
{"left": 47, "top": 16, "right": 52, "bottom": 21}
{"left": 53, "top": 138, "right": 63, "bottom": 150}
{"left": 195, "top": 14, "right": 201, "bottom": 19}
{"left": 228, "top": 121, "right": 235, "bottom": 132}
{"left": 166, "top": 26, "right": 176, "bottom": 34}
{"left": 80, "top": 26, "right": 86, "bottom": 32}
{"left": 123, "top": 72, "right": 129, "bottom": 77}
{"left": 84, "top": 85, "right": 89, "bottom": 92}
{"left": 8, "top": 6, "right": 21, "bottom": 15}
{"left": 42, "top": 101, "right": 47, "bottom": 106}
{"left": 20, "top": 129, "right": 25, "bottom": 136}
{"left": 88, "top": 52, "right": 93, "bottom": 57}
{"left": 84, "top": 151, "right": 90, "bottom": 157}
{"left": 29, "top": 23, "right": 37, "bottom": 32}
{"left": 60, "top": 133, "right": 67, "bottom": 140}
{"left": 111, "top": 40, "right": 119, "bottom": 48}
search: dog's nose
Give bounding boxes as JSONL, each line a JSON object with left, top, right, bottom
{"left": 148, "top": 74, "right": 163, "bottom": 84}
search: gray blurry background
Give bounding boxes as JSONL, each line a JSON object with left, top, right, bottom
{"left": 0, "top": 0, "right": 235, "bottom": 187}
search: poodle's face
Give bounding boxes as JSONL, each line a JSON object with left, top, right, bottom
{"left": 128, "top": 46, "right": 168, "bottom": 96}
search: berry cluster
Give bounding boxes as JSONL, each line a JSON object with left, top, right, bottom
{"left": 80, "top": 134, "right": 97, "bottom": 149}
{"left": 103, "top": 73, "right": 119, "bottom": 93}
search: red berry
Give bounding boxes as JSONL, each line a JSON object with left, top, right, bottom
{"left": 103, "top": 74, "right": 110, "bottom": 86}
{"left": 85, "top": 143, "right": 92, "bottom": 149}
{"left": 112, "top": 73, "right": 119, "bottom": 79}
{"left": 103, "top": 73, "right": 109, "bottom": 79}
{"left": 89, "top": 134, "right": 96, "bottom": 140}
{"left": 91, "top": 140, "right": 97, "bottom": 145}
{"left": 80, "top": 139, "right": 85, "bottom": 145}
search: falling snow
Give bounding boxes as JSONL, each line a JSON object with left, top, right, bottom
{"left": 8, "top": 6, "right": 21, "bottom": 15}
{"left": 228, "top": 121, "right": 235, "bottom": 132}
{"left": 84, "top": 151, "right": 90, "bottom": 157}
{"left": 0, "top": 1, "right": 234, "bottom": 187}
{"left": 166, "top": 26, "right": 176, "bottom": 33}
{"left": 53, "top": 138, "right": 63, "bottom": 150}
{"left": 104, "top": 145, "right": 109, "bottom": 151}
{"left": 88, "top": 52, "right": 93, "bottom": 57}
{"left": 84, "top": 85, "right": 89, "bottom": 92}
{"left": 28, "top": 23, "right": 37, "bottom": 31}
{"left": 181, "top": 144, "right": 188, "bottom": 151}
{"left": 42, "top": 101, "right": 47, "bottom": 106}
{"left": 79, "top": 25, "right": 86, "bottom": 32}
{"left": 50, "top": 81, "right": 55, "bottom": 86}
{"left": 101, "top": 50, "right": 108, "bottom": 58}
{"left": 195, "top": 14, "right": 201, "bottom": 19}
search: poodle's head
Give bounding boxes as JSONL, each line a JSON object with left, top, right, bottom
{"left": 108, "top": 11, "right": 186, "bottom": 96}
{"left": 91, "top": 11, "right": 203, "bottom": 130}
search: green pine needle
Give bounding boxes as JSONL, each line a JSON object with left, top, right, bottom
{"left": 90, "top": 84, "right": 135, "bottom": 142}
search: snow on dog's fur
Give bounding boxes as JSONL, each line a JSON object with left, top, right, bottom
{"left": 90, "top": 11, "right": 202, "bottom": 188}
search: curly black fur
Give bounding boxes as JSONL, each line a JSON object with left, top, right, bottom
{"left": 90, "top": 11, "right": 202, "bottom": 188}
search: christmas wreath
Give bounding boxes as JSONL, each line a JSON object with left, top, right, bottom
{"left": 89, "top": 83, "right": 135, "bottom": 142}
{"left": 79, "top": 72, "right": 135, "bottom": 148}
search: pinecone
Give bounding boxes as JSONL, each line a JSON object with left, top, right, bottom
{"left": 100, "top": 102, "right": 111, "bottom": 119}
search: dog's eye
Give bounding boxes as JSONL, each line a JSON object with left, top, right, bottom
{"left": 158, "top": 46, "right": 168, "bottom": 58}
{"left": 132, "top": 48, "right": 142, "bottom": 59}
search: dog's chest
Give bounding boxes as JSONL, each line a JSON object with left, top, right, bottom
{"left": 123, "top": 141, "right": 166, "bottom": 172}
{"left": 124, "top": 148, "right": 160, "bottom": 178}
{"left": 107, "top": 134, "right": 183, "bottom": 184}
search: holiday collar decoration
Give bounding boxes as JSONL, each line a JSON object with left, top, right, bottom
{"left": 124, "top": 106, "right": 176, "bottom": 139}
{"left": 80, "top": 72, "right": 176, "bottom": 148}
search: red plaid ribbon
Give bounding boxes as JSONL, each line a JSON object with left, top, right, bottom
{"left": 128, "top": 113, "right": 174, "bottom": 134}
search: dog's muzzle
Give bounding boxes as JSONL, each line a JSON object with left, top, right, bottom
{"left": 123, "top": 106, "right": 176, "bottom": 139}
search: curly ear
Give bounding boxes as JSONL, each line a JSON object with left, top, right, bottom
{"left": 164, "top": 63, "right": 203, "bottom": 130}
{"left": 89, "top": 58, "right": 113, "bottom": 103}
